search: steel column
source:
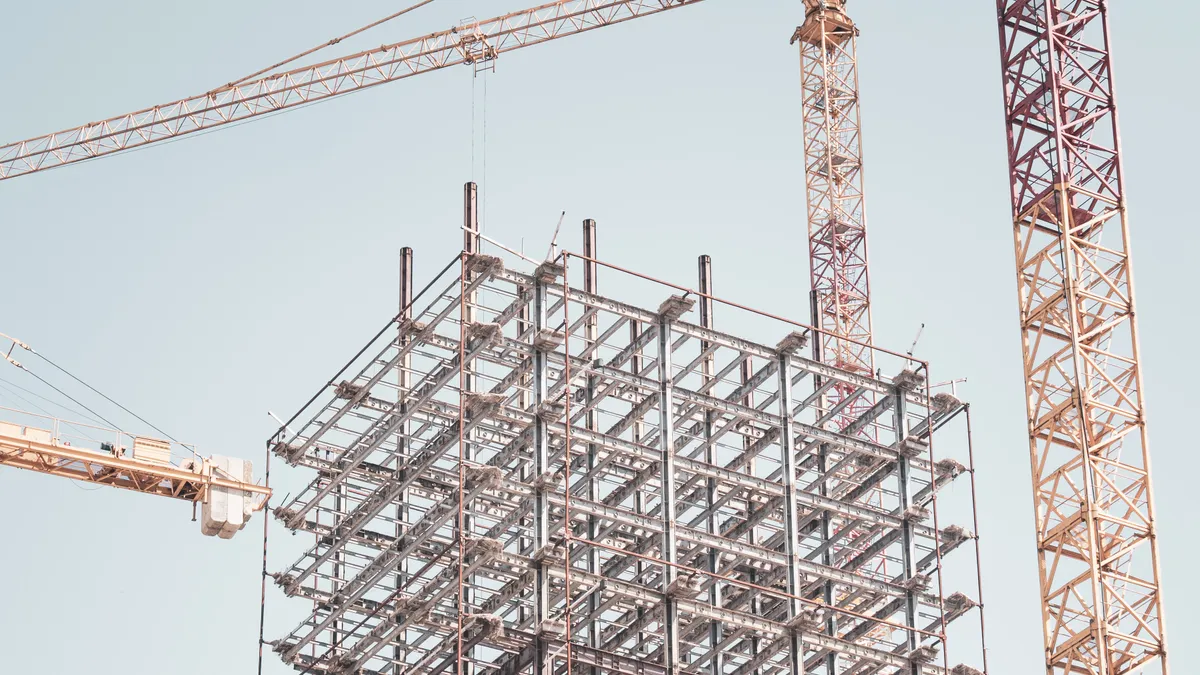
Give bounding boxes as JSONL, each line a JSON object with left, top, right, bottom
{"left": 777, "top": 350, "right": 807, "bottom": 675}
{"left": 812, "top": 289, "right": 838, "bottom": 675}
{"left": 266, "top": 241, "right": 987, "bottom": 675}
{"left": 631, "top": 315, "right": 649, "bottom": 654}
{"left": 893, "top": 388, "right": 918, "bottom": 669}
{"left": 533, "top": 263, "right": 552, "bottom": 675}
{"left": 740, "top": 353, "right": 762, "bottom": 671}
{"left": 396, "top": 245, "right": 414, "bottom": 669}
{"left": 658, "top": 312, "right": 680, "bottom": 675}
{"left": 583, "top": 219, "right": 602, "bottom": 670}
{"left": 462, "top": 183, "right": 480, "bottom": 675}
{"left": 697, "top": 255, "right": 723, "bottom": 675}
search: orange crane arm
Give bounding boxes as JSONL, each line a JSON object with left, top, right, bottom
{"left": 0, "top": 0, "right": 707, "bottom": 181}
{"left": 0, "top": 420, "right": 270, "bottom": 506}
{"left": 1, "top": 332, "right": 269, "bottom": 537}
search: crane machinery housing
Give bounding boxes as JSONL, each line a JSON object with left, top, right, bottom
{"left": 0, "top": 1, "right": 1173, "bottom": 675}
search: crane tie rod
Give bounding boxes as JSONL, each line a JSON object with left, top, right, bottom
{"left": 0, "top": 331, "right": 177, "bottom": 443}
{"left": 219, "top": 0, "right": 439, "bottom": 93}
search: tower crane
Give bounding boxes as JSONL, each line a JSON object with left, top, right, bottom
{"left": 0, "top": 0, "right": 1176, "bottom": 673}
{"left": 1, "top": 333, "right": 270, "bottom": 538}
{"left": 995, "top": 2, "right": 1169, "bottom": 674}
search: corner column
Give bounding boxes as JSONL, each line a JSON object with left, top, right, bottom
{"left": 697, "top": 255, "right": 723, "bottom": 675}
{"left": 582, "top": 219, "right": 602, "bottom": 671}
{"left": 658, "top": 300, "right": 683, "bottom": 675}
{"left": 462, "top": 183, "right": 479, "bottom": 675}
{"left": 395, "top": 246, "right": 414, "bottom": 668}
{"left": 532, "top": 259, "right": 554, "bottom": 675}
{"left": 776, "top": 339, "right": 807, "bottom": 675}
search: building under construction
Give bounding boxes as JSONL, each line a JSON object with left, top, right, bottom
{"left": 0, "top": 1, "right": 1170, "bottom": 675}
{"left": 264, "top": 186, "right": 987, "bottom": 675}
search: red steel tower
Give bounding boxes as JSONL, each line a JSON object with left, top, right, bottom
{"left": 996, "top": 2, "right": 1170, "bottom": 673}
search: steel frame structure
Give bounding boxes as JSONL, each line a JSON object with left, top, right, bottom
{"left": 265, "top": 191, "right": 986, "bottom": 675}
{"left": 996, "top": 3, "right": 1168, "bottom": 674}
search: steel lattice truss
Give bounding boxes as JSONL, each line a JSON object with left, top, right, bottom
{"left": 794, "top": 2, "right": 873, "bottom": 384}
{"left": 0, "top": 0, "right": 708, "bottom": 181}
{"left": 996, "top": 2, "right": 1169, "bottom": 673}
{"left": 266, "top": 248, "right": 983, "bottom": 675}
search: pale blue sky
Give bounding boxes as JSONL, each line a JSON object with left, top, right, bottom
{"left": 2, "top": 1, "right": 1197, "bottom": 673}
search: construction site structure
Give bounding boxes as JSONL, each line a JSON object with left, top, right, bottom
{"left": 0, "top": 1, "right": 1176, "bottom": 673}
{"left": 995, "top": 2, "right": 1169, "bottom": 673}
{"left": 264, "top": 185, "right": 987, "bottom": 675}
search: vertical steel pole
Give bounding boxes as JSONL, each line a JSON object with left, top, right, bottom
{"left": 994, "top": 3, "right": 1170, "bottom": 673}
{"left": 582, "top": 219, "right": 601, "bottom": 671}
{"left": 777, "top": 350, "right": 806, "bottom": 675}
{"left": 893, "top": 389, "right": 919, "bottom": 668}
{"left": 515, "top": 210, "right": 532, "bottom": 631}
{"left": 461, "top": 183, "right": 478, "bottom": 675}
{"left": 658, "top": 313, "right": 680, "bottom": 675}
{"left": 533, "top": 263, "right": 551, "bottom": 675}
{"left": 464, "top": 182, "right": 479, "bottom": 256}
{"left": 333, "top": 478, "right": 345, "bottom": 657}
{"left": 810, "top": 289, "right": 837, "bottom": 675}
{"left": 517, "top": 278, "right": 532, "bottom": 630}
{"left": 739, "top": 355, "right": 760, "bottom": 668}
{"left": 396, "top": 246, "right": 414, "bottom": 669}
{"left": 697, "top": 255, "right": 722, "bottom": 675}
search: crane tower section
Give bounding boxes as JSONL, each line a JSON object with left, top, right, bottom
{"left": 792, "top": 1, "right": 873, "bottom": 385}
{"left": 996, "top": 2, "right": 1169, "bottom": 673}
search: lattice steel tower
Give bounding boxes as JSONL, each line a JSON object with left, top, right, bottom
{"left": 995, "top": 2, "right": 1169, "bottom": 673}
{"left": 792, "top": 0, "right": 873, "bottom": 383}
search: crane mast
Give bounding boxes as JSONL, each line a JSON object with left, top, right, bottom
{"left": 793, "top": 1, "right": 874, "bottom": 383}
{"left": 995, "top": 2, "right": 1169, "bottom": 673}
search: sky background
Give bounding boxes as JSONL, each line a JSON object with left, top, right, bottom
{"left": 1, "top": 1, "right": 1196, "bottom": 672}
